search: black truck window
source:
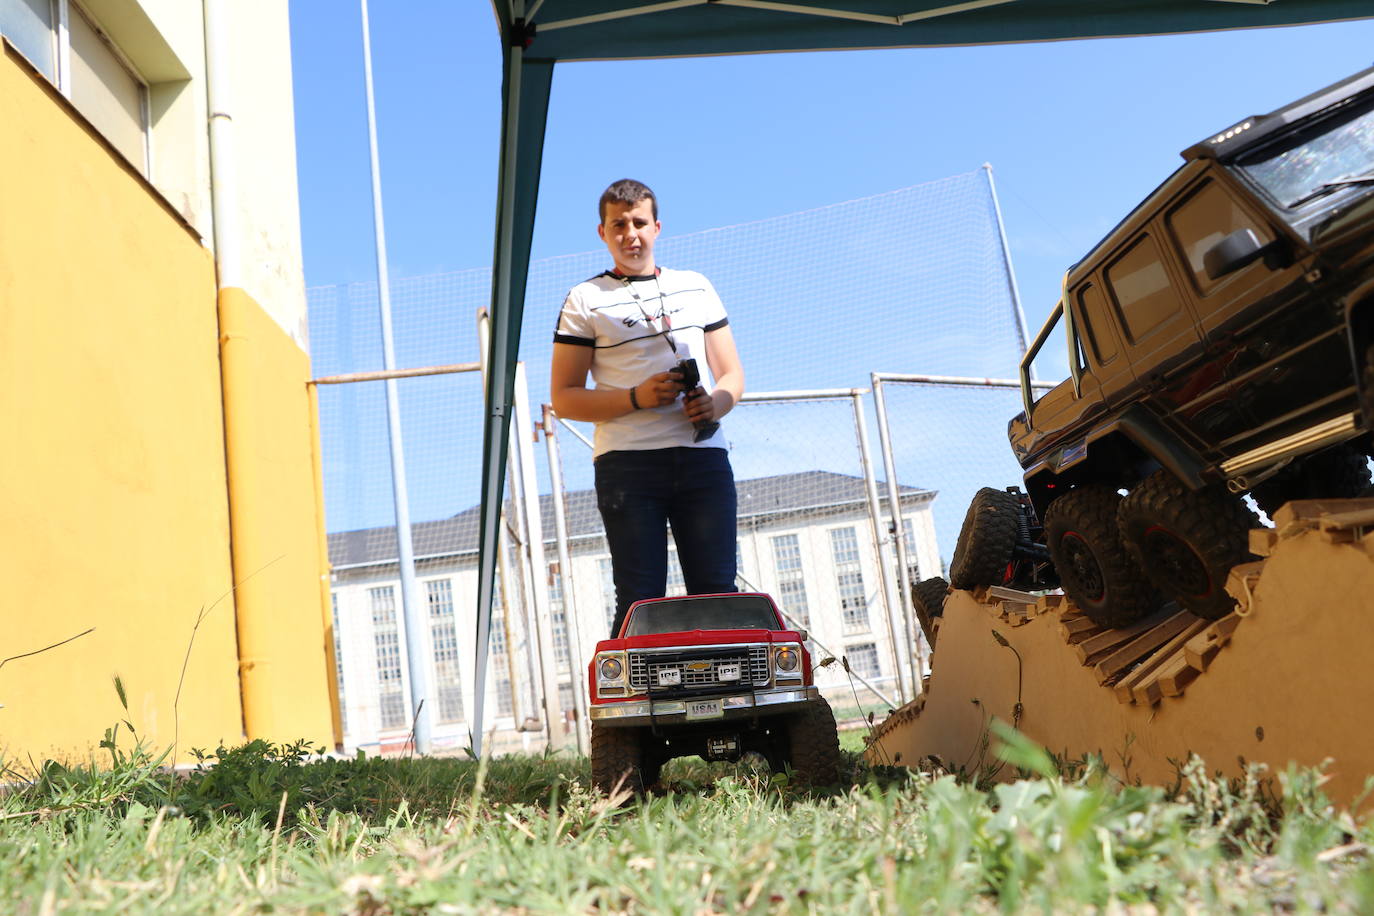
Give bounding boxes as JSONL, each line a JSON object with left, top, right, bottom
{"left": 625, "top": 595, "right": 782, "bottom": 636}
{"left": 1077, "top": 283, "right": 1118, "bottom": 365}
{"left": 1105, "top": 235, "right": 1178, "bottom": 344}
{"left": 1166, "top": 178, "right": 1270, "bottom": 294}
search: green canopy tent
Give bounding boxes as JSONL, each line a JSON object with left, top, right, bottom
{"left": 473, "top": 0, "right": 1372, "bottom": 753}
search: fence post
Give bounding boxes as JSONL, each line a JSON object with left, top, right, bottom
{"left": 851, "top": 390, "right": 908, "bottom": 703}
{"left": 359, "top": 0, "right": 430, "bottom": 752}
{"left": 512, "top": 364, "right": 568, "bottom": 750}
{"left": 871, "top": 374, "right": 925, "bottom": 684}
{"left": 542, "top": 405, "right": 591, "bottom": 753}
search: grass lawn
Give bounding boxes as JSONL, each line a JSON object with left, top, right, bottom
{"left": 4, "top": 725, "right": 1373, "bottom": 913}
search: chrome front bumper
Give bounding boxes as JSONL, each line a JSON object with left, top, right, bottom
{"left": 589, "top": 685, "right": 819, "bottom": 726}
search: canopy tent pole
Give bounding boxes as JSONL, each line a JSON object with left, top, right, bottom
{"left": 472, "top": 10, "right": 554, "bottom": 757}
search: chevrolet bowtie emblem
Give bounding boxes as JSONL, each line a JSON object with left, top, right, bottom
{"left": 685, "top": 662, "right": 711, "bottom": 671}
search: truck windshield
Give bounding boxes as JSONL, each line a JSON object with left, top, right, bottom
{"left": 1236, "top": 98, "right": 1374, "bottom": 208}
{"left": 625, "top": 595, "right": 782, "bottom": 636}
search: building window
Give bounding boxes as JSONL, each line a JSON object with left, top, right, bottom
{"left": 830, "top": 526, "right": 869, "bottom": 634}
{"left": 1, "top": 0, "right": 55, "bottom": 78}
{"left": 770, "top": 533, "right": 810, "bottom": 628}
{"left": 495, "top": 677, "right": 514, "bottom": 717}
{"left": 369, "top": 586, "right": 406, "bottom": 730}
{"left": 599, "top": 557, "right": 616, "bottom": 633}
{"left": 426, "top": 579, "right": 464, "bottom": 725}
{"left": 847, "top": 642, "right": 881, "bottom": 680}
{"left": 558, "top": 682, "right": 575, "bottom": 716}
{"left": 549, "top": 565, "right": 571, "bottom": 672}
{"left": 0, "top": 1, "right": 149, "bottom": 171}
{"left": 331, "top": 591, "right": 346, "bottom": 735}
{"left": 900, "top": 518, "right": 922, "bottom": 586}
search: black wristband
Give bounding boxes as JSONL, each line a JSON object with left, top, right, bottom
{"left": 629, "top": 386, "right": 641, "bottom": 409}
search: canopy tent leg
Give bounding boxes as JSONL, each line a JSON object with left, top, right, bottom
{"left": 471, "top": 32, "right": 553, "bottom": 758}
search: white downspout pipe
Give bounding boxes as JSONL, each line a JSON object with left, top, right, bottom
{"left": 203, "top": 0, "right": 242, "bottom": 288}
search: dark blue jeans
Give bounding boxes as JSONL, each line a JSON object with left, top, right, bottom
{"left": 595, "top": 447, "right": 738, "bottom": 636}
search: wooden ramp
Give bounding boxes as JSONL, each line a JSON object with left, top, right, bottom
{"left": 865, "top": 499, "right": 1374, "bottom": 809}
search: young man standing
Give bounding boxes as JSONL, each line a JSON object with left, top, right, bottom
{"left": 551, "top": 179, "right": 746, "bottom": 637}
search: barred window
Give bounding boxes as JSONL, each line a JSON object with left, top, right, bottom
{"left": 495, "top": 677, "right": 514, "bottom": 717}
{"left": 369, "top": 586, "right": 406, "bottom": 730}
{"left": 847, "top": 642, "right": 881, "bottom": 679}
{"left": 830, "top": 527, "right": 869, "bottom": 633}
{"left": 549, "top": 565, "right": 570, "bottom": 671}
{"left": 770, "top": 533, "right": 810, "bottom": 628}
{"left": 901, "top": 518, "right": 922, "bottom": 584}
{"left": 426, "top": 579, "right": 464, "bottom": 724}
{"left": 331, "top": 591, "right": 346, "bottom": 735}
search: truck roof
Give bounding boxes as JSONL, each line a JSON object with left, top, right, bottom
{"left": 1181, "top": 64, "right": 1374, "bottom": 163}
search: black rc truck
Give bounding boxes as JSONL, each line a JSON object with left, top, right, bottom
{"left": 949, "top": 65, "right": 1374, "bottom": 629}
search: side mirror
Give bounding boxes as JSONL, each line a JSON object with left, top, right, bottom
{"left": 1203, "top": 228, "right": 1272, "bottom": 279}
{"left": 796, "top": 629, "right": 809, "bottom": 642}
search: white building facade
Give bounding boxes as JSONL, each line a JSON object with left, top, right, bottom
{"left": 329, "top": 471, "right": 939, "bottom": 755}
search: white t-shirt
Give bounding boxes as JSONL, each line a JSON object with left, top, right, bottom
{"left": 554, "top": 267, "right": 730, "bottom": 456}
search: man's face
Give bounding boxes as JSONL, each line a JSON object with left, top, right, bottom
{"left": 598, "top": 198, "right": 660, "bottom": 276}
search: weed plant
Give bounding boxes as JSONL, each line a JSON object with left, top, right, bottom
{"left": 3, "top": 724, "right": 1373, "bottom": 913}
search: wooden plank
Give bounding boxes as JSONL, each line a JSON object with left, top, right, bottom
{"left": 1273, "top": 497, "right": 1374, "bottom": 529}
{"left": 1074, "top": 607, "right": 1174, "bottom": 663}
{"left": 1034, "top": 594, "right": 1067, "bottom": 615}
{"left": 1159, "top": 664, "right": 1201, "bottom": 697}
{"left": 1318, "top": 507, "right": 1374, "bottom": 531}
{"left": 1182, "top": 614, "right": 1242, "bottom": 672}
{"left": 1094, "top": 612, "right": 1198, "bottom": 686}
{"left": 1130, "top": 653, "right": 1189, "bottom": 706}
{"left": 1060, "top": 616, "right": 1100, "bottom": 637}
{"left": 987, "top": 585, "right": 1038, "bottom": 604}
{"left": 1003, "top": 607, "right": 1031, "bottom": 628}
{"left": 1113, "top": 618, "right": 1210, "bottom": 703}
{"left": 988, "top": 585, "right": 1039, "bottom": 604}
{"left": 1248, "top": 528, "right": 1279, "bottom": 557}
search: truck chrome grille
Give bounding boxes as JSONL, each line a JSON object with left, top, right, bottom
{"left": 628, "top": 646, "right": 770, "bottom": 691}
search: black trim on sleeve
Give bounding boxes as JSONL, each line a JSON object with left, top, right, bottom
{"left": 703, "top": 317, "right": 730, "bottom": 332}
{"left": 553, "top": 333, "right": 595, "bottom": 346}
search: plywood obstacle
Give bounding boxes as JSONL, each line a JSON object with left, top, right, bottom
{"left": 865, "top": 499, "right": 1374, "bottom": 809}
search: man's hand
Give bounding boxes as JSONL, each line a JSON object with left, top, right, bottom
{"left": 635, "top": 371, "right": 685, "bottom": 409}
{"left": 682, "top": 386, "right": 717, "bottom": 424}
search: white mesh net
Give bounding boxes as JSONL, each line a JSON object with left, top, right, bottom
{"left": 310, "top": 167, "right": 1031, "bottom": 748}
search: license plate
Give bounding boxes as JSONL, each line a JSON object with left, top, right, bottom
{"left": 685, "top": 698, "right": 723, "bottom": 720}
{"left": 657, "top": 668, "right": 682, "bottom": 686}
{"left": 717, "top": 663, "right": 741, "bottom": 681}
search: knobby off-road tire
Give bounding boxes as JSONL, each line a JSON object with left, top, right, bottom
{"left": 1248, "top": 443, "right": 1373, "bottom": 518}
{"left": 1118, "top": 471, "right": 1257, "bottom": 621}
{"left": 787, "top": 697, "right": 842, "bottom": 787}
{"left": 949, "top": 488, "right": 1020, "bottom": 590}
{"left": 590, "top": 722, "right": 646, "bottom": 795}
{"left": 912, "top": 576, "right": 949, "bottom": 646}
{"left": 1042, "top": 485, "right": 1160, "bottom": 629}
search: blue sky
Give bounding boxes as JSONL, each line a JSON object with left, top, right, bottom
{"left": 289, "top": 5, "right": 1374, "bottom": 344}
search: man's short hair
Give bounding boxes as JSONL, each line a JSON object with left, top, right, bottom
{"left": 599, "top": 179, "right": 657, "bottom": 224}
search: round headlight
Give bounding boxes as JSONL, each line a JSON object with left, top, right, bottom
{"left": 775, "top": 647, "right": 799, "bottom": 672}
{"left": 599, "top": 656, "right": 624, "bottom": 680}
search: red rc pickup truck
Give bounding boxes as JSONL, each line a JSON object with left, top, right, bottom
{"left": 587, "top": 592, "right": 843, "bottom": 793}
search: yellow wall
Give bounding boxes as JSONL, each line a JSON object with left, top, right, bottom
{"left": 0, "top": 46, "right": 335, "bottom": 762}
{"left": 0, "top": 48, "right": 242, "bottom": 761}
{"left": 218, "top": 287, "right": 335, "bottom": 747}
